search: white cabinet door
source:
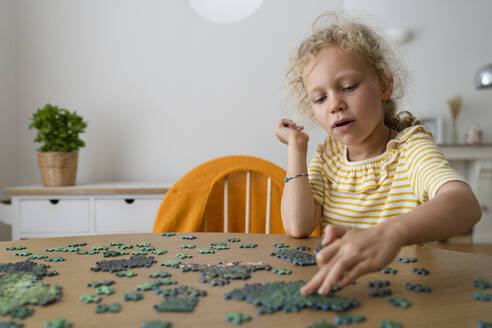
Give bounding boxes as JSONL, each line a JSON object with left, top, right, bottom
{"left": 19, "top": 199, "right": 90, "bottom": 234}
{"left": 94, "top": 197, "right": 162, "bottom": 233}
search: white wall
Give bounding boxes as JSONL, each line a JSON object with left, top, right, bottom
{"left": 3, "top": 0, "right": 492, "bottom": 189}
{"left": 14, "top": 0, "right": 338, "bottom": 186}
{"left": 0, "top": 0, "right": 18, "bottom": 190}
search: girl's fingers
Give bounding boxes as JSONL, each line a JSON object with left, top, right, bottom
{"left": 300, "top": 265, "right": 331, "bottom": 296}
{"left": 322, "top": 225, "right": 348, "bottom": 245}
{"left": 338, "top": 261, "right": 371, "bottom": 288}
{"left": 316, "top": 241, "right": 339, "bottom": 266}
{"left": 317, "top": 256, "right": 356, "bottom": 295}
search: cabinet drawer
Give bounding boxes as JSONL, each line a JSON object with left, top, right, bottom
{"left": 19, "top": 199, "right": 90, "bottom": 233}
{"left": 95, "top": 198, "right": 162, "bottom": 233}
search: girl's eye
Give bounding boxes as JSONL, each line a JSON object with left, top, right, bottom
{"left": 342, "top": 84, "right": 358, "bottom": 92}
{"left": 313, "top": 96, "right": 326, "bottom": 104}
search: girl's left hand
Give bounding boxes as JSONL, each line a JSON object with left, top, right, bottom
{"left": 300, "top": 225, "right": 403, "bottom": 296}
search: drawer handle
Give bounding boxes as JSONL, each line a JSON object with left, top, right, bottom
{"left": 124, "top": 199, "right": 135, "bottom": 204}
{"left": 49, "top": 199, "right": 60, "bottom": 205}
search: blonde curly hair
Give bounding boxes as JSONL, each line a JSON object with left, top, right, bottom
{"left": 285, "top": 12, "right": 419, "bottom": 132}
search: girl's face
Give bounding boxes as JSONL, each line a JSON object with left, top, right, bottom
{"left": 303, "top": 46, "right": 392, "bottom": 151}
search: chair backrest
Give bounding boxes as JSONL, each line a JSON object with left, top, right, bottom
{"left": 153, "top": 155, "right": 287, "bottom": 234}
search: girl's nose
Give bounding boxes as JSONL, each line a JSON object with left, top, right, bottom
{"left": 328, "top": 94, "right": 346, "bottom": 113}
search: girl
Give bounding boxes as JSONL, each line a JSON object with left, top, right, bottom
{"left": 275, "top": 13, "right": 481, "bottom": 296}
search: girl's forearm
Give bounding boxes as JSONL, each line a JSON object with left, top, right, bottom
{"left": 378, "top": 182, "right": 481, "bottom": 245}
{"left": 281, "top": 145, "right": 319, "bottom": 237}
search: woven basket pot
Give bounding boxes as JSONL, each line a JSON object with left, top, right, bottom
{"left": 37, "top": 152, "right": 78, "bottom": 187}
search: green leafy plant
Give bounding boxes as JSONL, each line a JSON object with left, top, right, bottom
{"left": 29, "top": 104, "right": 87, "bottom": 152}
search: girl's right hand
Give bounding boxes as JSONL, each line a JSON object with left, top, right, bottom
{"left": 275, "top": 119, "right": 309, "bottom": 148}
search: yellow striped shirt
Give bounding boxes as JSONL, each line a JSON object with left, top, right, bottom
{"left": 308, "top": 125, "right": 467, "bottom": 229}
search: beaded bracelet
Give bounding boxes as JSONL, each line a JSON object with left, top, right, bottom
{"left": 284, "top": 173, "right": 308, "bottom": 183}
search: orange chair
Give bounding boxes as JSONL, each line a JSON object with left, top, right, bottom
{"left": 153, "top": 155, "right": 288, "bottom": 234}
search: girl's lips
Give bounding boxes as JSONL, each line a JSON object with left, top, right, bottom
{"left": 333, "top": 120, "right": 355, "bottom": 132}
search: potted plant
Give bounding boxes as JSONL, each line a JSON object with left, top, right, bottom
{"left": 29, "top": 104, "right": 88, "bottom": 187}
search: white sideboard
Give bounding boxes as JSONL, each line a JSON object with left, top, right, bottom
{"left": 0, "top": 182, "right": 172, "bottom": 240}
{"left": 439, "top": 144, "right": 492, "bottom": 243}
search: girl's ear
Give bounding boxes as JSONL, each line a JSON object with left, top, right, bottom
{"left": 381, "top": 76, "right": 393, "bottom": 100}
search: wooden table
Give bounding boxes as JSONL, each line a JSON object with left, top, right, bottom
{"left": 1, "top": 233, "right": 491, "bottom": 327}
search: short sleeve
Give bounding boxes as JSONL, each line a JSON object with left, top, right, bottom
{"left": 308, "top": 142, "right": 328, "bottom": 206}
{"left": 404, "top": 132, "right": 467, "bottom": 202}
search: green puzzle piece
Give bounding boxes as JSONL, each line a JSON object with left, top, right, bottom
{"left": 95, "top": 303, "right": 121, "bottom": 313}
{"left": 225, "top": 312, "right": 251, "bottom": 325}
{"left": 43, "top": 318, "right": 72, "bottom": 328}
{"left": 79, "top": 294, "right": 102, "bottom": 304}
{"left": 114, "top": 271, "right": 137, "bottom": 277}
{"left": 96, "top": 286, "right": 115, "bottom": 295}
{"left": 149, "top": 271, "right": 171, "bottom": 278}
{"left": 307, "top": 320, "right": 336, "bottom": 328}
{"left": 123, "top": 292, "right": 143, "bottom": 301}
{"left": 334, "top": 313, "right": 366, "bottom": 325}
{"left": 141, "top": 320, "right": 172, "bottom": 328}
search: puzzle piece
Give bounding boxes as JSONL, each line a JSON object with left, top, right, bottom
{"left": 79, "top": 294, "right": 102, "bottom": 304}
{"left": 176, "top": 253, "right": 192, "bottom": 259}
{"left": 197, "top": 249, "right": 215, "bottom": 254}
{"left": 68, "top": 242, "right": 87, "bottom": 247}
{"left": 154, "top": 285, "right": 207, "bottom": 298}
{"left": 274, "top": 243, "right": 289, "bottom": 248}
{"left": 114, "top": 271, "right": 137, "bottom": 277}
{"left": 270, "top": 248, "right": 316, "bottom": 266}
{"left": 367, "top": 280, "right": 390, "bottom": 288}
{"left": 154, "top": 278, "right": 177, "bottom": 286}
{"left": 45, "top": 256, "right": 64, "bottom": 262}
{"left": 226, "top": 238, "right": 240, "bottom": 242}
{"left": 92, "top": 246, "right": 109, "bottom": 251}
{"left": 123, "top": 292, "right": 143, "bottom": 301}
{"left": 405, "top": 283, "right": 431, "bottom": 293}
{"left": 96, "top": 286, "right": 115, "bottom": 295}
{"left": 43, "top": 318, "right": 73, "bottom": 328}
{"left": 210, "top": 242, "right": 229, "bottom": 250}
{"left": 474, "top": 279, "right": 491, "bottom": 289}
{"left": 473, "top": 291, "right": 492, "bottom": 301}
{"left": 224, "top": 280, "right": 360, "bottom": 314}
{"left": 0, "top": 260, "right": 55, "bottom": 279}
{"left": 396, "top": 257, "right": 417, "bottom": 263}
{"left": 151, "top": 249, "right": 167, "bottom": 255}
{"left": 182, "top": 235, "right": 197, "bottom": 240}
{"left": 334, "top": 313, "right": 366, "bottom": 325}
{"left": 149, "top": 271, "right": 171, "bottom": 279}
{"left": 87, "top": 280, "right": 115, "bottom": 288}
{"left": 0, "top": 271, "right": 62, "bottom": 316}
{"left": 59, "top": 247, "right": 78, "bottom": 252}
{"left": 239, "top": 244, "right": 257, "bottom": 248}
{"left": 225, "top": 312, "right": 251, "bottom": 325}
{"left": 5, "top": 246, "right": 26, "bottom": 251}
{"left": 76, "top": 250, "right": 99, "bottom": 255}
{"left": 95, "top": 303, "right": 121, "bottom": 313}
{"left": 10, "top": 306, "right": 34, "bottom": 319}
{"left": 388, "top": 297, "right": 411, "bottom": 308}
{"left": 136, "top": 242, "right": 151, "bottom": 247}
{"left": 161, "top": 260, "right": 181, "bottom": 268}
{"left": 161, "top": 232, "right": 176, "bottom": 237}
{"left": 117, "top": 245, "right": 133, "bottom": 250}
{"left": 109, "top": 242, "right": 123, "bottom": 246}
{"left": 295, "top": 246, "right": 311, "bottom": 251}
{"left": 132, "top": 250, "right": 148, "bottom": 256}
{"left": 91, "top": 256, "right": 156, "bottom": 272}
{"left": 154, "top": 296, "right": 198, "bottom": 312}
{"left": 29, "top": 254, "right": 48, "bottom": 260}
{"left": 180, "top": 261, "right": 272, "bottom": 286}
{"left": 272, "top": 268, "right": 292, "bottom": 275}
{"left": 181, "top": 244, "right": 196, "bottom": 249}
{"left": 14, "top": 251, "right": 31, "bottom": 257}
{"left": 379, "top": 320, "right": 402, "bottom": 328}
{"left": 103, "top": 250, "right": 129, "bottom": 257}
{"left": 307, "top": 320, "right": 337, "bottom": 328}
{"left": 0, "top": 321, "right": 23, "bottom": 328}
{"left": 45, "top": 247, "right": 64, "bottom": 252}
{"left": 380, "top": 267, "right": 397, "bottom": 275}
{"left": 136, "top": 282, "right": 156, "bottom": 291}
{"left": 368, "top": 288, "right": 392, "bottom": 297}
{"left": 140, "top": 321, "right": 172, "bottom": 328}
{"left": 411, "top": 268, "right": 429, "bottom": 275}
